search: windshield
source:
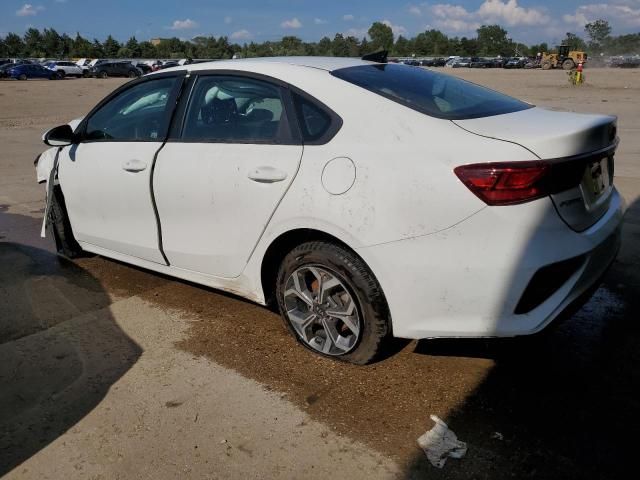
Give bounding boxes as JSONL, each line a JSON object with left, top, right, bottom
{"left": 331, "top": 63, "right": 532, "bottom": 120}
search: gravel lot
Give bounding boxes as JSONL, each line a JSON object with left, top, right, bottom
{"left": 1, "top": 68, "right": 639, "bottom": 479}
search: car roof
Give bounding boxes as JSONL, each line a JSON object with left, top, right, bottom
{"left": 179, "top": 56, "right": 375, "bottom": 73}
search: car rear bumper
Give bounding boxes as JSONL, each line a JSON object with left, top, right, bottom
{"left": 356, "top": 188, "right": 625, "bottom": 339}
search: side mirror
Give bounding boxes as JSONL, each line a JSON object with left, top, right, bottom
{"left": 43, "top": 124, "right": 76, "bottom": 147}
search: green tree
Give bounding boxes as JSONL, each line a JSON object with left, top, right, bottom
{"left": 414, "top": 29, "right": 449, "bottom": 55}
{"left": 102, "top": 35, "right": 121, "bottom": 57}
{"left": 368, "top": 22, "right": 394, "bottom": 52}
{"left": 460, "top": 37, "right": 479, "bottom": 56}
{"left": 42, "top": 28, "right": 63, "bottom": 56}
{"left": 331, "top": 33, "right": 350, "bottom": 57}
{"left": 279, "top": 36, "right": 305, "bottom": 56}
{"left": 3, "top": 33, "right": 25, "bottom": 56}
{"left": 125, "top": 36, "right": 141, "bottom": 57}
{"left": 476, "top": 24, "right": 510, "bottom": 56}
{"left": 562, "top": 32, "right": 587, "bottom": 51}
{"left": 91, "top": 39, "right": 104, "bottom": 57}
{"left": 393, "top": 35, "right": 410, "bottom": 56}
{"left": 584, "top": 19, "right": 611, "bottom": 52}
{"left": 316, "top": 36, "right": 332, "bottom": 56}
{"left": 24, "top": 28, "right": 44, "bottom": 57}
{"left": 529, "top": 42, "right": 549, "bottom": 55}
{"left": 359, "top": 37, "right": 372, "bottom": 55}
{"left": 139, "top": 41, "right": 157, "bottom": 58}
{"left": 60, "top": 33, "right": 73, "bottom": 56}
{"left": 71, "top": 33, "right": 93, "bottom": 57}
{"left": 345, "top": 36, "right": 361, "bottom": 57}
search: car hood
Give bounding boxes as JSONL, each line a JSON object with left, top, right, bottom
{"left": 452, "top": 107, "right": 617, "bottom": 159}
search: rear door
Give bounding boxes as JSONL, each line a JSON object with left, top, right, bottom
{"left": 153, "top": 73, "right": 303, "bottom": 278}
{"left": 58, "top": 73, "right": 184, "bottom": 262}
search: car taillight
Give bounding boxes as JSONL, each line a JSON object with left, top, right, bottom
{"left": 454, "top": 161, "right": 551, "bottom": 206}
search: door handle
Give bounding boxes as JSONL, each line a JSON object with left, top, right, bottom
{"left": 247, "top": 166, "right": 288, "bottom": 183}
{"left": 122, "top": 159, "right": 147, "bottom": 172}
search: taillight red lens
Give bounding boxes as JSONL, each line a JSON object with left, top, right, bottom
{"left": 454, "top": 161, "right": 550, "bottom": 206}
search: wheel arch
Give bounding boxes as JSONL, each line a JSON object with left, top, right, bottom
{"left": 259, "top": 228, "right": 371, "bottom": 308}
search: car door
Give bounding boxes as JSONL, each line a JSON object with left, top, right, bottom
{"left": 35, "top": 66, "right": 49, "bottom": 78}
{"left": 58, "top": 73, "right": 185, "bottom": 263}
{"left": 153, "top": 73, "right": 303, "bottom": 278}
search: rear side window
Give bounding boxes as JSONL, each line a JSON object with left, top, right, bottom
{"left": 181, "top": 76, "right": 293, "bottom": 144}
{"left": 292, "top": 93, "right": 331, "bottom": 142}
{"left": 331, "top": 64, "right": 532, "bottom": 120}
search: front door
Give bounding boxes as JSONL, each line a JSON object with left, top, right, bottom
{"left": 58, "top": 74, "right": 183, "bottom": 263}
{"left": 154, "top": 74, "right": 303, "bottom": 278}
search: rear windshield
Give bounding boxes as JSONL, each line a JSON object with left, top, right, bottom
{"left": 331, "top": 64, "right": 532, "bottom": 120}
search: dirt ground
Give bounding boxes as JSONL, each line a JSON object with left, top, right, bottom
{"left": 1, "top": 68, "right": 639, "bottom": 479}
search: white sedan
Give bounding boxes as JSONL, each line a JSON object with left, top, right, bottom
{"left": 36, "top": 56, "right": 624, "bottom": 364}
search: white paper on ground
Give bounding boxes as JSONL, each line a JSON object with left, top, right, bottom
{"left": 417, "top": 415, "right": 467, "bottom": 468}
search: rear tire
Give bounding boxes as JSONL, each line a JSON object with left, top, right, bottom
{"left": 99, "top": 71, "right": 108, "bottom": 79}
{"left": 276, "top": 241, "right": 391, "bottom": 365}
{"left": 128, "top": 70, "right": 137, "bottom": 78}
{"left": 18, "top": 73, "right": 27, "bottom": 80}
{"left": 48, "top": 186, "right": 83, "bottom": 259}
{"left": 541, "top": 60, "right": 552, "bottom": 70}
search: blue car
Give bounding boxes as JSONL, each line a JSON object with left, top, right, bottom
{"left": 7, "top": 63, "right": 57, "bottom": 80}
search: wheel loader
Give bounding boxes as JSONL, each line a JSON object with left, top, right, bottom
{"left": 540, "top": 45, "right": 587, "bottom": 70}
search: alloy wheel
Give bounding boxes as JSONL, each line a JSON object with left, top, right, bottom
{"left": 283, "top": 266, "right": 361, "bottom": 356}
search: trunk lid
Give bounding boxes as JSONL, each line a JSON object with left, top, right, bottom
{"left": 453, "top": 107, "right": 618, "bottom": 231}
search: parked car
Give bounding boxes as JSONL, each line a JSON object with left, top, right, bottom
{"left": 402, "top": 59, "right": 420, "bottom": 66}
{"left": 451, "top": 57, "right": 472, "bottom": 68}
{"left": 504, "top": 57, "right": 528, "bottom": 69}
{"left": 490, "top": 57, "right": 506, "bottom": 68}
{"left": 36, "top": 58, "right": 623, "bottom": 364}
{"left": 43, "top": 61, "right": 84, "bottom": 78}
{"left": 469, "top": 57, "right": 494, "bottom": 68}
{"left": 157, "top": 61, "right": 180, "bottom": 70}
{"left": 131, "top": 61, "right": 152, "bottom": 74}
{"left": 444, "top": 56, "right": 460, "bottom": 67}
{"left": 6, "top": 63, "right": 57, "bottom": 80}
{"left": 0, "top": 63, "right": 17, "bottom": 78}
{"left": 75, "top": 58, "right": 93, "bottom": 76}
{"left": 89, "top": 61, "right": 142, "bottom": 78}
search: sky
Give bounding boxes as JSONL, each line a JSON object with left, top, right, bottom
{"left": 1, "top": 1, "right": 640, "bottom": 45}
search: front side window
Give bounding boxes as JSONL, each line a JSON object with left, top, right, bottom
{"left": 84, "top": 77, "right": 178, "bottom": 141}
{"left": 181, "top": 76, "right": 291, "bottom": 143}
{"left": 331, "top": 63, "right": 532, "bottom": 120}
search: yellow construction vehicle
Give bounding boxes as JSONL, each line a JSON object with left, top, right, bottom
{"left": 540, "top": 45, "right": 587, "bottom": 70}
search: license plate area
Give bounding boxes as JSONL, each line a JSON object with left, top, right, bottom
{"left": 580, "top": 156, "right": 613, "bottom": 209}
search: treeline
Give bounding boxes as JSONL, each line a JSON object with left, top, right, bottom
{"left": 1, "top": 20, "right": 638, "bottom": 60}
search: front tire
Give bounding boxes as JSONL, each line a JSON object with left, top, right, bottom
{"left": 18, "top": 73, "right": 27, "bottom": 81}
{"left": 99, "top": 71, "right": 108, "bottom": 79}
{"left": 562, "top": 59, "right": 575, "bottom": 70}
{"left": 48, "top": 186, "right": 83, "bottom": 258}
{"left": 56, "top": 70, "right": 66, "bottom": 79}
{"left": 276, "top": 241, "right": 391, "bottom": 365}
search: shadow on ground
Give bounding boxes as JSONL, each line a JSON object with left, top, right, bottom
{"left": 0, "top": 210, "right": 141, "bottom": 476}
{"left": 402, "top": 198, "right": 640, "bottom": 479}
